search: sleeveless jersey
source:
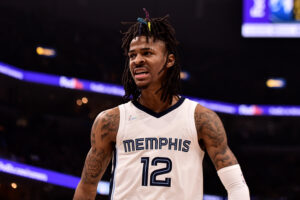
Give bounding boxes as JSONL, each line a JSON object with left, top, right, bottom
{"left": 110, "top": 97, "right": 205, "bottom": 200}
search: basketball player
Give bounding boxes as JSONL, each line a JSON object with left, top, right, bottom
{"left": 74, "top": 12, "right": 250, "bottom": 200}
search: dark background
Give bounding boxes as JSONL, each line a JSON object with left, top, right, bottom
{"left": 0, "top": 0, "right": 300, "bottom": 199}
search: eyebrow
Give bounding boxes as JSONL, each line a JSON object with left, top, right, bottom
{"left": 128, "top": 47, "right": 154, "bottom": 53}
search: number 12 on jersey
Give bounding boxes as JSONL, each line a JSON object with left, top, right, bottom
{"left": 141, "top": 157, "right": 172, "bottom": 187}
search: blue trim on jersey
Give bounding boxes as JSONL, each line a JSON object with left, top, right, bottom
{"left": 132, "top": 97, "right": 185, "bottom": 118}
{"left": 109, "top": 149, "right": 117, "bottom": 199}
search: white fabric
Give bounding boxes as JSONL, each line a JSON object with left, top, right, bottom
{"left": 217, "top": 164, "right": 250, "bottom": 200}
{"left": 111, "top": 98, "right": 205, "bottom": 200}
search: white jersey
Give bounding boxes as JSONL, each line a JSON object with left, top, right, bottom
{"left": 110, "top": 97, "right": 205, "bottom": 200}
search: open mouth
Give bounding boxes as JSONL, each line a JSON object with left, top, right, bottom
{"left": 134, "top": 71, "right": 149, "bottom": 79}
{"left": 135, "top": 72, "right": 149, "bottom": 75}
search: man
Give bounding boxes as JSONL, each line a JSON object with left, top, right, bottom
{"left": 74, "top": 13, "right": 250, "bottom": 200}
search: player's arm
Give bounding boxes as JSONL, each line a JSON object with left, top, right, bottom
{"left": 194, "top": 104, "right": 250, "bottom": 200}
{"left": 73, "top": 107, "right": 119, "bottom": 200}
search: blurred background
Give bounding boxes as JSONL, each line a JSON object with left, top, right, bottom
{"left": 0, "top": 0, "right": 300, "bottom": 199}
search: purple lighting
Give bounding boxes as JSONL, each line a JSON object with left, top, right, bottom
{"left": 242, "top": 0, "right": 300, "bottom": 37}
{"left": 1, "top": 61, "right": 300, "bottom": 116}
{"left": 0, "top": 158, "right": 110, "bottom": 195}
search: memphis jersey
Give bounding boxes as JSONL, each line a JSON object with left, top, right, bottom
{"left": 110, "top": 97, "right": 205, "bottom": 200}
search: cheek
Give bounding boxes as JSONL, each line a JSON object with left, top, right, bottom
{"left": 128, "top": 62, "right": 133, "bottom": 74}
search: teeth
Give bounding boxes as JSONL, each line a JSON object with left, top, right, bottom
{"left": 136, "top": 72, "right": 148, "bottom": 75}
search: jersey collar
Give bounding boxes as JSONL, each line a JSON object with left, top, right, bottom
{"left": 132, "top": 97, "right": 185, "bottom": 118}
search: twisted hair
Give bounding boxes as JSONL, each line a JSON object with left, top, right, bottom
{"left": 121, "top": 15, "right": 181, "bottom": 104}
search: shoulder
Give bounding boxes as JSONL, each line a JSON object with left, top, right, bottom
{"left": 94, "top": 106, "right": 120, "bottom": 124}
{"left": 194, "top": 104, "right": 219, "bottom": 124}
{"left": 194, "top": 104, "right": 224, "bottom": 139}
{"left": 92, "top": 107, "right": 120, "bottom": 143}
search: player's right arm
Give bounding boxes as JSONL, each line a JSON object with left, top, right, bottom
{"left": 73, "top": 107, "right": 119, "bottom": 200}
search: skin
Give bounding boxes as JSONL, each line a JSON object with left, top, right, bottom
{"left": 73, "top": 36, "right": 238, "bottom": 199}
{"left": 73, "top": 109, "right": 119, "bottom": 200}
{"left": 128, "top": 36, "right": 178, "bottom": 112}
{"left": 195, "top": 105, "right": 238, "bottom": 170}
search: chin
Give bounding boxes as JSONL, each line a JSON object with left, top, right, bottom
{"left": 135, "top": 80, "right": 149, "bottom": 90}
{"left": 136, "top": 83, "right": 149, "bottom": 90}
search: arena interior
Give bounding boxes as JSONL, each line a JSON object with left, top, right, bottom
{"left": 0, "top": 0, "right": 300, "bottom": 199}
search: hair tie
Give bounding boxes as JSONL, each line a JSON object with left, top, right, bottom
{"left": 148, "top": 22, "right": 151, "bottom": 32}
{"left": 137, "top": 17, "right": 147, "bottom": 25}
{"left": 137, "top": 9, "right": 151, "bottom": 33}
{"left": 143, "top": 8, "right": 150, "bottom": 21}
{"left": 143, "top": 8, "right": 151, "bottom": 32}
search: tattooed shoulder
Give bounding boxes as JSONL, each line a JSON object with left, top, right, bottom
{"left": 194, "top": 104, "right": 238, "bottom": 170}
{"left": 92, "top": 107, "right": 120, "bottom": 144}
{"left": 194, "top": 104, "right": 224, "bottom": 144}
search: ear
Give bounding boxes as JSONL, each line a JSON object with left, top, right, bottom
{"left": 166, "top": 54, "right": 175, "bottom": 68}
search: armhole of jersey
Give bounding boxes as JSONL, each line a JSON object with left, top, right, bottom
{"left": 186, "top": 100, "right": 202, "bottom": 151}
{"left": 110, "top": 105, "right": 125, "bottom": 200}
{"left": 187, "top": 100, "right": 198, "bottom": 134}
{"left": 117, "top": 104, "right": 126, "bottom": 143}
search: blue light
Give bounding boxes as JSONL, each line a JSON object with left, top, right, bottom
{"left": 0, "top": 158, "right": 110, "bottom": 195}
{"left": 1, "top": 61, "right": 300, "bottom": 116}
{"left": 0, "top": 62, "right": 24, "bottom": 80}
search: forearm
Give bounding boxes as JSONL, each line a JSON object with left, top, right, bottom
{"left": 73, "top": 181, "right": 97, "bottom": 200}
{"left": 73, "top": 148, "right": 108, "bottom": 200}
{"left": 217, "top": 164, "right": 250, "bottom": 200}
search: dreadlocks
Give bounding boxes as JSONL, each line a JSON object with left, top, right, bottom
{"left": 121, "top": 13, "right": 181, "bottom": 104}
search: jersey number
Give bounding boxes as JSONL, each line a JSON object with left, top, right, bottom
{"left": 141, "top": 157, "right": 172, "bottom": 187}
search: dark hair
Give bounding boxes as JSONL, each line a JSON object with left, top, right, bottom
{"left": 121, "top": 15, "right": 181, "bottom": 104}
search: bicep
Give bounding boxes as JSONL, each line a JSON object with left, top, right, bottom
{"left": 81, "top": 108, "right": 119, "bottom": 185}
{"left": 195, "top": 105, "right": 238, "bottom": 170}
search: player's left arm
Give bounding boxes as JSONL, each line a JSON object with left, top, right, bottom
{"left": 194, "top": 104, "right": 250, "bottom": 200}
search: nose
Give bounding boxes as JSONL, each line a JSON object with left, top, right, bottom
{"left": 133, "top": 54, "right": 145, "bottom": 66}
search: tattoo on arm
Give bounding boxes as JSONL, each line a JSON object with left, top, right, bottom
{"left": 81, "top": 147, "right": 109, "bottom": 185}
{"left": 195, "top": 106, "right": 238, "bottom": 170}
{"left": 81, "top": 109, "right": 119, "bottom": 185}
{"left": 99, "top": 111, "right": 119, "bottom": 141}
{"left": 90, "top": 111, "right": 119, "bottom": 142}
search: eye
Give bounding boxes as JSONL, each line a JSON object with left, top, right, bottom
{"left": 128, "top": 53, "right": 136, "bottom": 59}
{"left": 143, "top": 51, "right": 152, "bottom": 56}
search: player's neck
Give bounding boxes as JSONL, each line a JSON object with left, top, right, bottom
{"left": 138, "top": 90, "right": 179, "bottom": 113}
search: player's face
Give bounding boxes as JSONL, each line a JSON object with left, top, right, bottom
{"left": 128, "top": 36, "right": 174, "bottom": 90}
